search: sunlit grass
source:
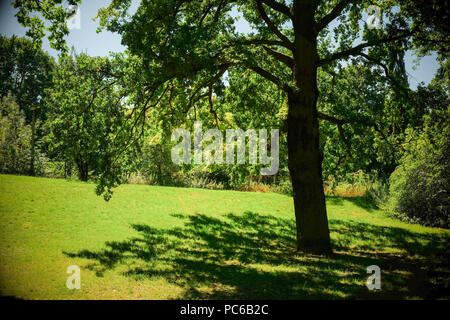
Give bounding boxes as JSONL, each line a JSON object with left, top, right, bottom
{"left": 0, "top": 174, "right": 448, "bottom": 299}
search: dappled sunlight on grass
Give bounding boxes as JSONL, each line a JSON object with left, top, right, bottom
{"left": 1, "top": 175, "right": 449, "bottom": 299}
{"left": 65, "top": 211, "right": 449, "bottom": 299}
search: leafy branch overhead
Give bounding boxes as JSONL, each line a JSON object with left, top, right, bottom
{"left": 13, "top": 1, "right": 447, "bottom": 115}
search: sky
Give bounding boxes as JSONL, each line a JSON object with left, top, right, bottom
{"left": 0, "top": 0, "right": 440, "bottom": 89}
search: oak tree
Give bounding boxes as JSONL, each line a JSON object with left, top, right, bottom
{"left": 13, "top": 0, "right": 448, "bottom": 254}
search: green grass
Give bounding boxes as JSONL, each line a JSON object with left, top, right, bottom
{"left": 0, "top": 174, "right": 448, "bottom": 300}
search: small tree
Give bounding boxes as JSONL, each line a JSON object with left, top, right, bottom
{"left": 46, "top": 53, "right": 129, "bottom": 182}
{"left": 0, "top": 94, "right": 32, "bottom": 174}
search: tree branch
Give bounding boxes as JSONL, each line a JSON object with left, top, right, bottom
{"left": 318, "top": 31, "right": 414, "bottom": 66}
{"left": 318, "top": 112, "right": 348, "bottom": 125}
{"left": 316, "top": 0, "right": 356, "bottom": 32}
{"left": 186, "top": 63, "right": 231, "bottom": 113}
{"left": 318, "top": 112, "right": 390, "bottom": 144}
{"left": 263, "top": 46, "right": 294, "bottom": 69}
{"left": 234, "top": 38, "right": 288, "bottom": 48}
{"left": 248, "top": 65, "right": 292, "bottom": 93}
{"left": 261, "top": 0, "right": 292, "bottom": 19}
{"left": 317, "top": 112, "right": 352, "bottom": 167}
{"left": 199, "top": 3, "right": 214, "bottom": 26}
{"left": 213, "top": 0, "right": 226, "bottom": 22}
{"left": 256, "top": 0, "right": 293, "bottom": 50}
{"left": 357, "top": 52, "right": 410, "bottom": 94}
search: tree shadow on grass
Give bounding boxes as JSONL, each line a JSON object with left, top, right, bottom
{"left": 64, "top": 211, "right": 449, "bottom": 299}
{"left": 330, "top": 219, "right": 450, "bottom": 299}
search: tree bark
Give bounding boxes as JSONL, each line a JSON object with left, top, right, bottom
{"left": 77, "top": 161, "right": 89, "bottom": 181}
{"left": 287, "top": 93, "right": 331, "bottom": 254}
{"left": 288, "top": 0, "right": 331, "bottom": 254}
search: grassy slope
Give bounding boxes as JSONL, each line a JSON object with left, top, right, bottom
{"left": 0, "top": 174, "right": 448, "bottom": 300}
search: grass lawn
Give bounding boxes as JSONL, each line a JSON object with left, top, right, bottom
{"left": 0, "top": 174, "right": 448, "bottom": 299}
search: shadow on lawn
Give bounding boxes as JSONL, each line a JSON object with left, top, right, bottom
{"left": 64, "top": 211, "right": 449, "bottom": 299}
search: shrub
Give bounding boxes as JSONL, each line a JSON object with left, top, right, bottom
{"left": 186, "top": 175, "right": 224, "bottom": 190}
{"left": 324, "top": 170, "right": 380, "bottom": 198}
{"left": 184, "top": 165, "right": 227, "bottom": 190}
{"left": 271, "top": 179, "right": 293, "bottom": 195}
{"left": 237, "top": 182, "right": 271, "bottom": 193}
{"left": 365, "top": 181, "right": 390, "bottom": 209}
{"left": 126, "top": 172, "right": 150, "bottom": 185}
{"left": 389, "top": 110, "right": 449, "bottom": 228}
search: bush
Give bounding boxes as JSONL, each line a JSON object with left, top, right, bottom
{"left": 184, "top": 166, "right": 227, "bottom": 190}
{"left": 39, "top": 158, "right": 66, "bottom": 178}
{"left": 237, "top": 182, "right": 271, "bottom": 193}
{"left": 365, "top": 181, "right": 390, "bottom": 209}
{"left": 126, "top": 172, "right": 150, "bottom": 185}
{"left": 187, "top": 176, "right": 224, "bottom": 190}
{"left": 271, "top": 179, "right": 293, "bottom": 195}
{"left": 389, "top": 110, "right": 449, "bottom": 228}
{"left": 324, "top": 170, "right": 380, "bottom": 198}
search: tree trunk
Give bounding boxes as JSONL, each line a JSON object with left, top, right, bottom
{"left": 77, "top": 161, "right": 89, "bottom": 181}
{"left": 288, "top": 1, "right": 331, "bottom": 254}
{"left": 287, "top": 93, "right": 331, "bottom": 254}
